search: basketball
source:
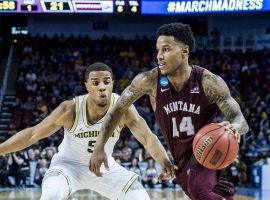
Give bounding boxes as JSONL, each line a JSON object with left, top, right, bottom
{"left": 193, "top": 123, "right": 239, "bottom": 170}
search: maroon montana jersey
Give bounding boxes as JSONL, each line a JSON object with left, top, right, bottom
{"left": 155, "top": 65, "right": 218, "bottom": 169}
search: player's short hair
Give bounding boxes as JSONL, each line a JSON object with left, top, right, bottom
{"left": 157, "top": 22, "right": 195, "bottom": 52}
{"left": 85, "top": 62, "right": 113, "bottom": 81}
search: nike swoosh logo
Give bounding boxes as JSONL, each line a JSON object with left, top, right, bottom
{"left": 161, "top": 88, "right": 169, "bottom": 92}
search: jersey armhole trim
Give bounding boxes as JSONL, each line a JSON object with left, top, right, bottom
{"left": 69, "top": 96, "right": 79, "bottom": 133}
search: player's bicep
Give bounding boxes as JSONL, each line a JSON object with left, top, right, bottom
{"left": 203, "top": 71, "right": 230, "bottom": 104}
{"left": 31, "top": 101, "right": 71, "bottom": 141}
{"left": 203, "top": 71, "right": 242, "bottom": 121}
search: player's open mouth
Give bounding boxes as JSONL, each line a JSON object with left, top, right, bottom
{"left": 158, "top": 62, "right": 167, "bottom": 70}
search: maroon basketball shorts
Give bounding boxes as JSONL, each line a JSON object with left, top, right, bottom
{"left": 175, "top": 156, "right": 235, "bottom": 200}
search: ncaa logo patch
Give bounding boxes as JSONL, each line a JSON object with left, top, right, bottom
{"left": 160, "top": 77, "right": 168, "bottom": 87}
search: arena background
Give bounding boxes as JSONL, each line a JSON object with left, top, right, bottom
{"left": 0, "top": 0, "right": 270, "bottom": 199}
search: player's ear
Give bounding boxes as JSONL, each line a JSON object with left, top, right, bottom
{"left": 85, "top": 82, "right": 89, "bottom": 91}
{"left": 182, "top": 45, "right": 189, "bottom": 58}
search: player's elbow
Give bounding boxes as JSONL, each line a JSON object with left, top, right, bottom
{"left": 29, "top": 127, "right": 41, "bottom": 144}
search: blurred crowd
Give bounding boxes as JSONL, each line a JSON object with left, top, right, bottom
{"left": 0, "top": 34, "right": 269, "bottom": 188}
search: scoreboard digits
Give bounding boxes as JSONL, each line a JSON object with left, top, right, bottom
{"left": 21, "top": 5, "right": 38, "bottom": 11}
{"left": 44, "top": 1, "right": 71, "bottom": 11}
{"left": 114, "top": 0, "right": 140, "bottom": 14}
{"left": 0, "top": 0, "right": 17, "bottom": 11}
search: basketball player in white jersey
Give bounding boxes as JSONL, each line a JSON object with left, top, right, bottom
{"left": 0, "top": 62, "right": 175, "bottom": 200}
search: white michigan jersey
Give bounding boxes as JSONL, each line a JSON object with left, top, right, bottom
{"left": 51, "top": 93, "right": 121, "bottom": 166}
{"left": 44, "top": 93, "right": 139, "bottom": 199}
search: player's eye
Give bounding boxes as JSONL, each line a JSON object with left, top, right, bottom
{"left": 163, "top": 48, "right": 170, "bottom": 52}
{"left": 104, "top": 81, "right": 110, "bottom": 85}
{"left": 93, "top": 81, "right": 99, "bottom": 86}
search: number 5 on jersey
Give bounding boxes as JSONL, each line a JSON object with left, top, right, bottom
{"left": 87, "top": 140, "right": 96, "bottom": 153}
{"left": 172, "top": 117, "right": 195, "bottom": 137}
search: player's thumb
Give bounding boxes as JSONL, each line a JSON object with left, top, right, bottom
{"left": 104, "top": 157, "right": 110, "bottom": 171}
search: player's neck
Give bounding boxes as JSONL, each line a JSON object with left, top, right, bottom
{"left": 168, "top": 64, "right": 191, "bottom": 92}
{"left": 86, "top": 99, "right": 110, "bottom": 124}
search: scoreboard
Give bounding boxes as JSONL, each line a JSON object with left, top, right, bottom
{"left": 1, "top": 0, "right": 270, "bottom": 14}
{"left": 0, "top": 0, "right": 141, "bottom": 13}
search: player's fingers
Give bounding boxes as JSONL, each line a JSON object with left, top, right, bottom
{"left": 219, "top": 121, "right": 230, "bottom": 127}
{"left": 172, "top": 165, "right": 178, "bottom": 178}
{"left": 234, "top": 131, "right": 241, "bottom": 143}
{"left": 104, "top": 157, "right": 110, "bottom": 171}
{"left": 166, "top": 166, "right": 174, "bottom": 178}
{"left": 94, "top": 164, "right": 103, "bottom": 177}
{"left": 158, "top": 172, "right": 166, "bottom": 183}
{"left": 89, "top": 160, "right": 96, "bottom": 173}
{"left": 89, "top": 160, "right": 93, "bottom": 172}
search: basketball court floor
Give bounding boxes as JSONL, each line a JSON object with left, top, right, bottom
{"left": 0, "top": 187, "right": 269, "bottom": 200}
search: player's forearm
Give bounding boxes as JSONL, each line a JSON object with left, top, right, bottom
{"left": 230, "top": 115, "right": 249, "bottom": 135}
{"left": 96, "top": 107, "right": 125, "bottom": 148}
{"left": 0, "top": 128, "right": 37, "bottom": 155}
{"left": 145, "top": 134, "right": 172, "bottom": 168}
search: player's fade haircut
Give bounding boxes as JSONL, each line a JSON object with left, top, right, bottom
{"left": 85, "top": 62, "right": 113, "bottom": 81}
{"left": 157, "top": 22, "right": 195, "bottom": 52}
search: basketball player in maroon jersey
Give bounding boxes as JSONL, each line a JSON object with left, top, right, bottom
{"left": 90, "top": 23, "right": 249, "bottom": 200}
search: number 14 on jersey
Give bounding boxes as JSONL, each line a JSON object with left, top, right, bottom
{"left": 172, "top": 117, "right": 195, "bottom": 136}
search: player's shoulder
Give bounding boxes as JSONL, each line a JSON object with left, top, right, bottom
{"left": 58, "top": 100, "right": 75, "bottom": 115}
{"left": 202, "top": 69, "right": 223, "bottom": 84}
{"left": 45, "top": 99, "right": 75, "bottom": 128}
{"left": 132, "top": 68, "right": 158, "bottom": 88}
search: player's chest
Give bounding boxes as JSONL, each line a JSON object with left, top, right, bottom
{"left": 71, "top": 125, "right": 101, "bottom": 141}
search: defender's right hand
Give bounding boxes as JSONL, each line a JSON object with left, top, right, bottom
{"left": 158, "top": 164, "right": 178, "bottom": 183}
{"left": 89, "top": 147, "right": 109, "bottom": 177}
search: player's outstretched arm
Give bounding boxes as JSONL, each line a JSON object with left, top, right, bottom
{"left": 123, "top": 105, "right": 177, "bottom": 180}
{"left": 90, "top": 70, "right": 155, "bottom": 176}
{"left": 0, "top": 101, "right": 74, "bottom": 156}
{"left": 202, "top": 70, "right": 249, "bottom": 138}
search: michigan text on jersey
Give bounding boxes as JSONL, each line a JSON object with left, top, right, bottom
{"left": 74, "top": 131, "right": 115, "bottom": 138}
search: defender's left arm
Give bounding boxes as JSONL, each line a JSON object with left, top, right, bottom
{"left": 123, "top": 105, "right": 177, "bottom": 179}
{"left": 202, "top": 70, "right": 249, "bottom": 136}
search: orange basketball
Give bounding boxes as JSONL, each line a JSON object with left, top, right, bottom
{"left": 192, "top": 123, "right": 239, "bottom": 170}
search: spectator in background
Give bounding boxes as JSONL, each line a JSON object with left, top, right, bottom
{"left": 134, "top": 148, "right": 144, "bottom": 162}
{"left": 136, "top": 98, "right": 152, "bottom": 125}
{"left": 6, "top": 152, "right": 26, "bottom": 187}
{"left": 5, "top": 121, "right": 18, "bottom": 139}
{"left": 27, "top": 149, "right": 39, "bottom": 186}
{"left": 121, "top": 147, "right": 132, "bottom": 168}
{"left": 236, "top": 155, "right": 248, "bottom": 187}
{"left": 260, "top": 112, "right": 269, "bottom": 133}
{"left": 12, "top": 97, "right": 22, "bottom": 109}
{"left": 23, "top": 96, "right": 35, "bottom": 110}
{"left": 34, "top": 159, "right": 48, "bottom": 185}
{"left": 0, "top": 155, "right": 8, "bottom": 186}
{"left": 36, "top": 101, "right": 48, "bottom": 119}
{"left": 129, "top": 157, "right": 142, "bottom": 182}
{"left": 26, "top": 70, "right": 37, "bottom": 82}
{"left": 142, "top": 158, "right": 158, "bottom": 188}
{"left": 26, "top": 81, "right": 38, "bottom": 94}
